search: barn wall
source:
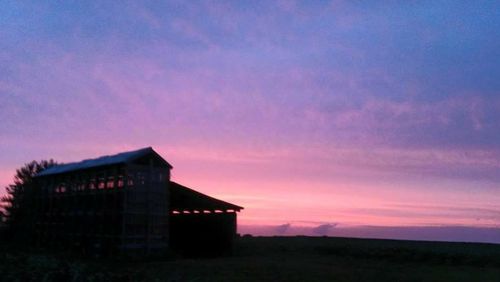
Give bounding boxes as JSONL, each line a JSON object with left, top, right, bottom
{"left": 33, "top": 164, "right": 128, "bottom": 255}
{"left": 121, "top": 161, "right": 169, "bottom": 254}
{"left": 32, "top": 158, "right": 171, "bottom": 256}
{"left": 169, "top": 212, "right": 237, "bottom": 256}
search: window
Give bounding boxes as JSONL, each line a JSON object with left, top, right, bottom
{"left": 98, "top": 178, "right": 105, "bottom": 189}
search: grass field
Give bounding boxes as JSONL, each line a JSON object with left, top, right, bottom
{"left": 2, "top": 236, "right": 500, "bottom": 281}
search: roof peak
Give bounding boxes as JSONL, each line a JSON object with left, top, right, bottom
{"left": 36, "top": 146, "right": 171, "bottom": 177}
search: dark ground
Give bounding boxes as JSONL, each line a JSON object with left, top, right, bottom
{"left": 1, "top": 236, "right": 500, "bottom": 281}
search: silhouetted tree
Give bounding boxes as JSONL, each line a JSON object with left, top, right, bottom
{"left": 0, "top": 207, "right": 5, "bottom": 226}
{"left": 1, "top": 160, "right": 57, "bottom": 241}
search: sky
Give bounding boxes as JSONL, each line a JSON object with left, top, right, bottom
{"left": 1, "top": 1, "right": 500, "bottom": 243}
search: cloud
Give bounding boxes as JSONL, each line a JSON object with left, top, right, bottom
{"left": 309, "top": 94, "right": 500, "bottom": 149}
{"left": 275, "top": 223, "right": 291, "bottom": 235}
{"left": 312, "top": 223, "right": 338, "bottom": 236}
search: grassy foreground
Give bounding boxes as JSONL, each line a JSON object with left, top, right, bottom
{"left": 1, "top": 236, "right": 500, "bottom": 281}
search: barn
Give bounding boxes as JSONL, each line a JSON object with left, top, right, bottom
{"left": 32, "top": 147, "right": 243, "bottom": 256}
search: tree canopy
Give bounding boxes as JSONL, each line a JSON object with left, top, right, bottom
{"left": 1, "top": 160, "right": 57, "bottom": 239}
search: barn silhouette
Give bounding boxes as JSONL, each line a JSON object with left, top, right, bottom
{"left": 32, "top": 147, "right": 243, "bottom": 256}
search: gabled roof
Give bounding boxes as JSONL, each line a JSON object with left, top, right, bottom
{"left": 36, "top": 147, "right": 172, "bottom": 177}
{"left": 170, "top": 181, "right": 243, "bottom": 212}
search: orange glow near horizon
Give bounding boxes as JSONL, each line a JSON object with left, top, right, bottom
{"left": 170, "top": 168, "right": 500, "bottom": 229}
{"left": 2, "top": 145, "right": 499, "bottom": 232}
{"left": 1, "top": 144, "right": 500, "bottom": 245}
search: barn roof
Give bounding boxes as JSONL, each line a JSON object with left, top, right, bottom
{"left": 170, "top": 181, "right": 243, "bottom": 212}
{"left": 36, "top": 147, "right": 172, "bottom": 177}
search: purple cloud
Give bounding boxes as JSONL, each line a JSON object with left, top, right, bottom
{"left": 312, "top": 224, "right": 338, "bottom": 236}
{"left": 275, "top": 223, "right": 291, "bottom": 235}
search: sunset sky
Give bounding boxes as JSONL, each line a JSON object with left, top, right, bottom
{"left": 1, "top": 1, "right": 500, "bottom": 243}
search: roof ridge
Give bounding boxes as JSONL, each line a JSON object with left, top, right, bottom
{"left": 170, "top": 181, "right": 243, "bottom": 211}
{"left": 36, "top": 146, "right": 166, "bottom": 177}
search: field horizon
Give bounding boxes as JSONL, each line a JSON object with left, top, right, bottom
{"left": 2, "top": 235, "right": 500, "bottom": 281}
